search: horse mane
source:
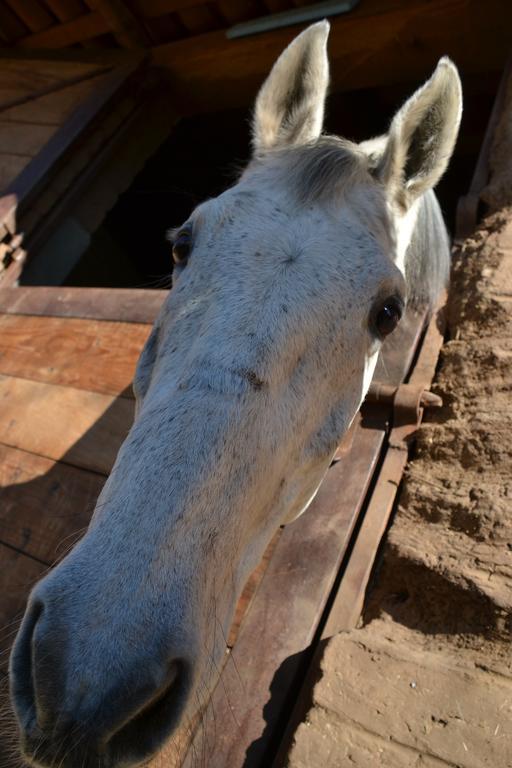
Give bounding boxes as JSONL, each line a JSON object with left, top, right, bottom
{"left": 246, "top": 135, "right": 368, "bottom": 204}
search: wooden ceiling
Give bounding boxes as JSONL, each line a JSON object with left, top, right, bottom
{"left": 0, "top": 1, "right": 299, "bottom": 49}
{"left": 0, "top": 1, "right": 511, "bottom": 114}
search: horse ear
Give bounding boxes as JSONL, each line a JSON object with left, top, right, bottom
{"left": 252, "top": 20, "right": 330, "bottom": 154}
{"left": 377, "top": 57, "right": 462, "bottom": 209}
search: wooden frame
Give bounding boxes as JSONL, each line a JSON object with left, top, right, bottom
{"left": 0, "top": 285, "right": 167, "bottom": 323}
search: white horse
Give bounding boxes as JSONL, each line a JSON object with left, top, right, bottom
{"left": 10, "top": 21, "right": 461, "bottom": 768}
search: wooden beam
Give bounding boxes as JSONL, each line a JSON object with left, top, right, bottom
{"left": 18, "top": 11, "right": 109, "bottom": 48}
{"left": 0, "top": 2, "right": 28, "bottom": 43}
{"left": 0, "top": 286, "right": 167, "bottom": 323}
{"left": 84, "top": 0, "right": 151, "bottom": 48}
{"left": 4, "top": 0, "right": 54, "bottom": 33}
{"left": 44, "top": 0, "right": 85, "bottom": 23}
{"left": 16, "top": 0, "right": 207, "bottom": 48}
{"left": 131, "top": 0, "right": 215, "bottom": 19}
{"left": 152, "top": 0, "right": 512, "bottom": 113}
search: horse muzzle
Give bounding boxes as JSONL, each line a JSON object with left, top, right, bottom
{"left": 10, "top": 588, "right": 193, "bottom": 768}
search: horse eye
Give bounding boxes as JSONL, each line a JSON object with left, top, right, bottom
{"left": 373, "top": 297, "right": 403, "bottom": 338}
{"left": 172, "top": 230, "right": 192, "bottom": 265}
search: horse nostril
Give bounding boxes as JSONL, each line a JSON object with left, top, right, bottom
{"left": 108, "top": 660, "right": 190, "bottom": 762}
{"left": 11, "top": 600, "right": 192, "bottom": 768}
{"left": 9, "top": 599, "right": 44, "bottom": 729}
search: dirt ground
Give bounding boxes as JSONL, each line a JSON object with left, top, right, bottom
{"left": 287, "top": 199, "right": 512, "bottom": 762}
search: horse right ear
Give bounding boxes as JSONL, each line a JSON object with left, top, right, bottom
{"left": 377, "top": 58, "right": 462, "bottom": 210}
{"left": 252, "top": 20, "right": 330, "bottom": 155}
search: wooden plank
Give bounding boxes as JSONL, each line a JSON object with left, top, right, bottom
{"left": 0, "top": 59, "right": 109, "bottom": 114}
{"left": 0, "top": 2, "right": 28, "bottom": 44}
{"left": 178, "top": 5, "right": 222, "bottom": 34}
{"left": 0, "top": 375, "right": 133, "bottom": 474}
{"left": 85, "top": 0, "right": 150, "bottom": 47}
{"left": 5, "top": 65, "right": 135, "bottom": 200}
{"left": 0, "top": 544, "right": 47, "bottom": 674}
{"left": 4, "top": 0, "right": 55, "bottom": 33}
{"left": 152, "top": 0, "right": 512, "bottom": 113}
{"left": 0, "top": 443, "right": 104, "bottom": 564}
{"left": 0, "top": 314, "right": 150, "bottom": 396}
{"left": 456, "top": 57, "right": 512, "bottom": 238}
{"left": 44, "top": 0, "right": 85, "bottom": 23}
{"left": 0, "top": 75, "right": 109, "bottom": 125}
{"left": 0, "top": 121, "right": 55, "bottom": 156}
{"left": 184, "top": 413, "right": 387, "bottom": 767}
{"left": 217, "top": 0, "right": 263, "bottom": 25}
{"left": 131, "top": 0, "right": 220, "bottom": 19}
{"left": 0, "top": 153, "right": 31, "bottom": 192}
{"left": 18, "top": 10, "right": 109, "bottom": 47}
{"left": 0, "top": 286, "right": 167, "bottom": 322}
{"left": 18, "top": 88, "right": 140, "bottom": 259}
{"left": 0, "top": 58, "right": 104, "bottom": 99}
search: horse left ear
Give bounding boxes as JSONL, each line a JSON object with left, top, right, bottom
{"left": 378, "top": 57, "right": 462, "bottom": 209}
{"left": 252, "top": 20, "right": 330, "bottom": 155}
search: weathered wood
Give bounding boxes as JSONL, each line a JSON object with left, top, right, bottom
{"left": 0, "top": 75, "right": 108, "bottom": 125}
{"left": 0, "top": 314, "right": 150, "bottom": 396}
{"left": 18, "top": 11, "right": 109, "bottom": 48}
{"left": 178, "top": 5, "right": 222, "bottom": 35}
{"left": 4, "top": 0, "right": 54, "bottom": 33}
{"left": 85, "top": 0, "right": 150, "bottom": 48}
{"left": 0, "top": 153, "right": 31, "bottom": 193}
{"left": 18, "top": 89, "right": 144, "bottom": 261}
{"left": 0, "top": 375, "right": 133, "bottom": 474}
{"left": 0, "top": 443, "right": 104, "bottom": 564}
{"left": 0, "top": 121, "right": 55, "bottom": 156}
{"left": 183, "top": 413, "right": 387, "bottom": 767}
{"left": 5, "top": 65, "right": 135, "bottom": 202}
{"left": 0, "top": 286, "right": 167, "bottom": 322}
{"left": 44, "top": 0, "right": 85, "bottom": 23}
{"left": 0, "top": 58, "right": 99, "bottom": 98}
{"left": 0, "top": 544, "right": 47, "bottom": 673}
{"left": 0, "top": 1, "right": 28, "bottom": 44}
{"left": 132, "top": 0, "right": 220, "bottom": 19}
{"left": 153, "top": 0, "right": 512, "bottom": 113}
{"left": 456, "top": 57, "right": 512, "bottom": 239}
{"left": 0, "top": 59, "right": 109, "bottom": 114}
{"left": 216, "top": 0, "right": 260, "bottom": 25}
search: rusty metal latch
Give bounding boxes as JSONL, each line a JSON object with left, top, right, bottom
{"left": 331, "top": 382, "right": 442, "bottom": 464}
{"left": 367, "top": 381, "right": 443, "bottom": 449}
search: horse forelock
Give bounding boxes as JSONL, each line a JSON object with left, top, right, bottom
{"left": 244, "top": 135, "right": 369, "bottom": 205}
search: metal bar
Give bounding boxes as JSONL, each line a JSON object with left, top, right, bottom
{"left": 226, "top": 0, "right": 360, "bottom": 39}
